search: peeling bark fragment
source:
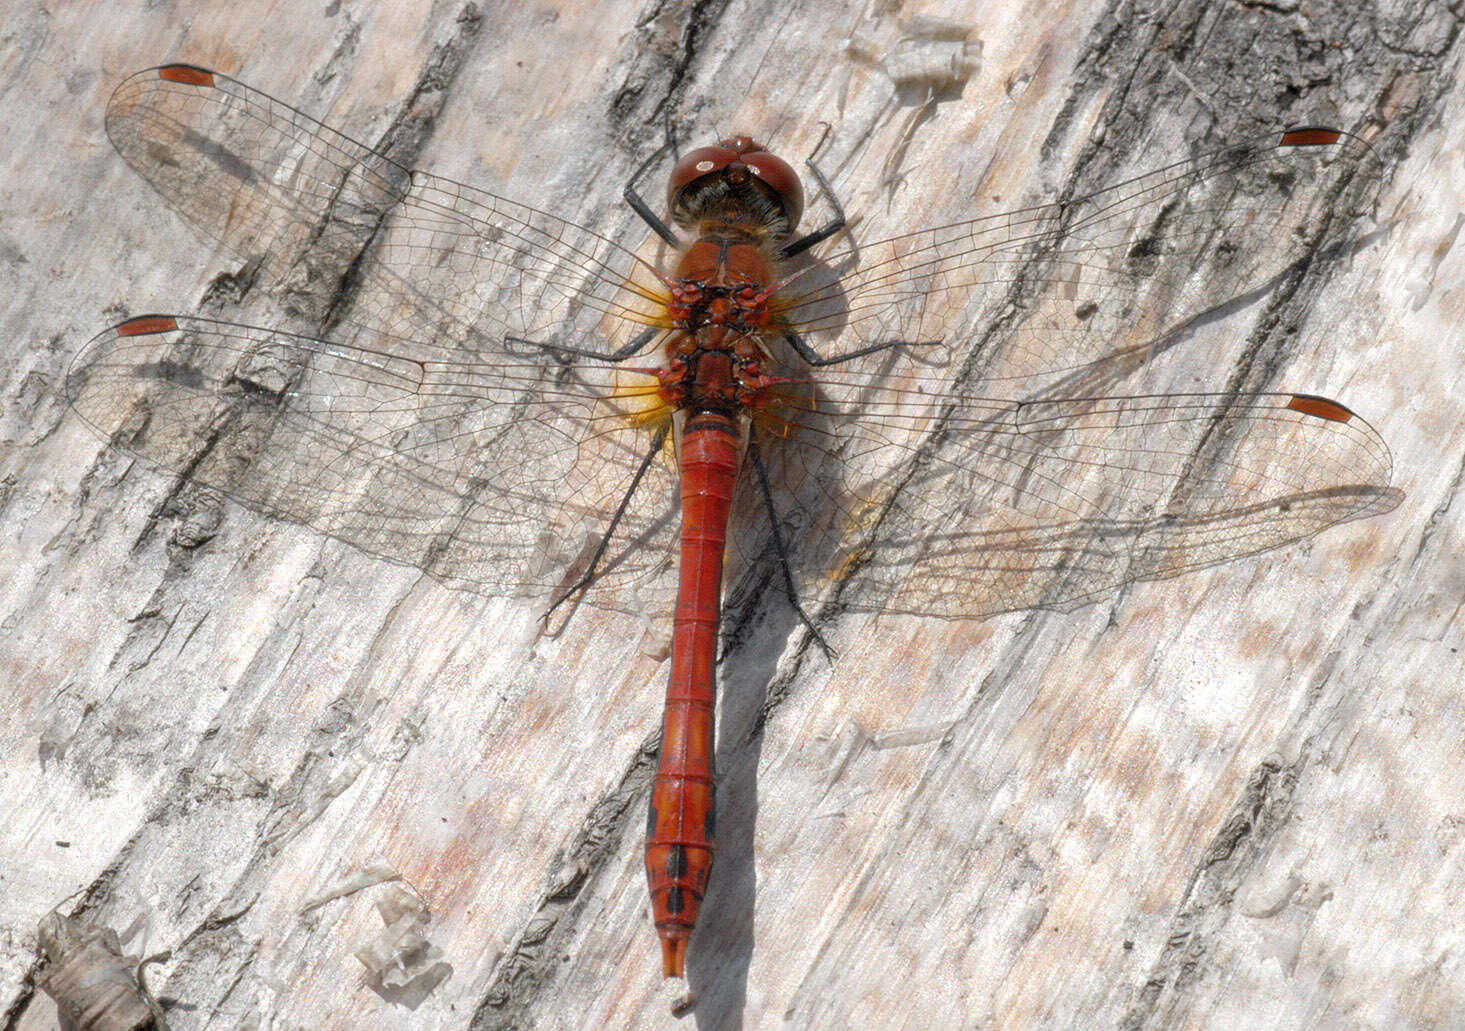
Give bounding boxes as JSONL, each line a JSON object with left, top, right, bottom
{"left": 37, "top": 913, "right": 169, "bottom": 1031}
{"left": 353, "top": 885, "right": 453, "bottom": 1009}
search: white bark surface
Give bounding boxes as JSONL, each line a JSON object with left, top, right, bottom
{"left": 1, "top": 1, "right": 1462, "bottom": 1028}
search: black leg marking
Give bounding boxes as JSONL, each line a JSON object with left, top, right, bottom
{"left": 748, "top": 430, "right": 835, "bottom": 659}
{"left": 783, "top": 327, "right": 937, "bottom": 367}
{"left": 505, "top": 324, "right": 660, "bottom": 363}
{"left": 625, "top": 138, "right": 681, "bottom": 247}
{"left": 544, "top": 425, "right": 669, "bottom": 621}
{"left": 781, "top": 126, "right": 847, "bottom": 259}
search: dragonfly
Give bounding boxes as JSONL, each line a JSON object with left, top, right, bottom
{"left": 67, "top": 65, "right": 1397, "bottom": 982}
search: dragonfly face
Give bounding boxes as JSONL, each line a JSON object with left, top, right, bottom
{"left": 667, "top": 135, "right": 805, "bottom": 239}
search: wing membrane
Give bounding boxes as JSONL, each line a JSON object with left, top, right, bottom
{"left": 67, "top": 315, "right": 680, "bottom": 601}
{"left": 83, "top": 66, "right": 1396, "bottom": 619}
{"left": 779, "top": 128, "right": 1378, "bottom": 392}
{"left": 760, "top": 387, "right": 1397, "bottom": 617}
{"left": 106, "top": 65, "right": 668, "bottom": 352}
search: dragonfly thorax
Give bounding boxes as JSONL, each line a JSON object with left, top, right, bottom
{"left": 668, "top": 239, "right": 780, "bottom": 333}
{"left": 657, "top": 330, "right": 776, "bottom": 417}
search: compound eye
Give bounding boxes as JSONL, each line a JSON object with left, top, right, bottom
{"left": 739, "top": 149, "right": 804, "bottom": 231}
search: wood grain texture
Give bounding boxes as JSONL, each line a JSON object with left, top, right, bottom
{"left": 1, "top": 1, "right": 1461, "bottom": 1029}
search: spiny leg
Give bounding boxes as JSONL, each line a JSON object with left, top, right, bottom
{"left": 783, "top": 327, "right": 939, "bottom": 367}
{"left": 505, "top": 324, "right": 662, "bottom": 363}
{"left": 543, "top": 424, "right": 669, "bottom": 620}
{"left": 780, "top": 126, "right": 846, "bottom": 260}
{"left": 624, "top": 137, "right": 681, "bottom": 247}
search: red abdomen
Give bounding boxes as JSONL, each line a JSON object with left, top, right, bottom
{"left": 645, "top": 410, "right": 740, "bottom": 978}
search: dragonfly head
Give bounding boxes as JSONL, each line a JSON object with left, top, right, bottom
{"left": 667, "top": 136, "right": 805, "bottom": 239}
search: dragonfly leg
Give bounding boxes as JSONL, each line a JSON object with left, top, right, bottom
{"left": 783, "top": 327, "right": 936, "bottom": 367}
{"left": 624, "top": 138, "right": 681, "bottom": 248}
{"left": 780, "top": 126, "right": 846, "bottom": 260}
{"left": 505, "top": 324, "right": 660, "bottom": 363}
{"left": 543, "top": 425, "right": 669, "bottom": 620}
{"left": 747, "top": 430, "right": 834, "bottom": 660}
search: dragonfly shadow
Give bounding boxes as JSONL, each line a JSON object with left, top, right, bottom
{"left": 678, "top": 559, "right": 815, "bottom": 1018}
{"left": 1029, "top": 221, "right": 1399, "bottom": 405}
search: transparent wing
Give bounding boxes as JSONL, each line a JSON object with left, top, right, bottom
{"left": 725, "top": 124, "right": 1393, "bottom": 617}
{"left": 86, "top": 66, "right": 1395, "bottom": 621}
{"left": 97, "top": 65, "right": 685, "bottom": 610}
{"left": 105, "top": 65, "right": 669, "bottom": 354}
{"left": 742, "top": 384, "right": 1397, "bottom": 618}
{"left": 778, "top": 127, "right": 1378, "bottom": 392}
{"left": 66, "top": 315, "right": 680, "bottom": 605}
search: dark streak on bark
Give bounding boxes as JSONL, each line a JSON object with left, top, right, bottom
{"left": 1122, "top": 758, "right": 1301, "bottom": 1029}
{"left": 0, "top": 982, "right": 36, "bottom": 1031}
{"left": 469, "top": 735, "right": 662, "bottom": 1031}
{"left": 367, "top": 4, "right": 485, "bottom": 174}
{"left": 321, "top": 2, "right": 484, "bottom": 336}
{"left": 608, "top": 0, "right": 735, "bottom": 142}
